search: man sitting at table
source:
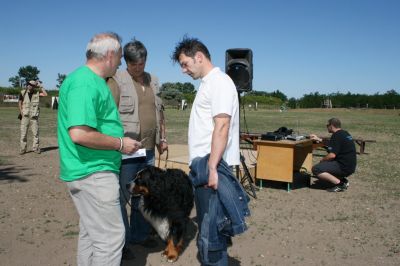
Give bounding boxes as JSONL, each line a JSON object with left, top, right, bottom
{"left": 309, "top": 118, "right": 356, "bottom": 192}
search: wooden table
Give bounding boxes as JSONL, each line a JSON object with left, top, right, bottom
{"left": 253, "top": 139, "right": 313, "bottom": 191}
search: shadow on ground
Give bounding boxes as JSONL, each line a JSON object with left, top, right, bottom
{"left": 0, "top": 164, "right": 29, "bottom": 183}
{"left": 254, "top": 172, "right": 311, "bottom": 191}
{"left": 40, "top": 146, "right": 59, "bottom": 153}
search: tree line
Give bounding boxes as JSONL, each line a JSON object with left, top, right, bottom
{"left": 287, "top": 90, "right": 400, "bottom": 109}
{"left": 3, "top": 65, "right": 399, "bottom": 109}
{"left": 8, "top": 65, "right": 66, "bottom": 89}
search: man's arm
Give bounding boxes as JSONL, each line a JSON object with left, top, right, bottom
{"left": 310, "top": 133, "right": 334, "bottom": 161}
{"left": 321, "top": 152, "right": 336, "bottom": 162}
{"left": 208, "top": 114, "right": 231, "bottom": 189}
{"left": 157, "top": 106, "right": 168, "bottom": 154}
{"left": 68, "top": 125, "right": 141, "bottom": 154}
{"left": 39, "top": 88, "right": 47, "bottom": 97}
{"left": 18, "top": 99, "right": 23, "bottom": 113}
{"left": 309, "top": 134, "right": 322, "bottom": 143}
{"left": 18, "top": 90, "right": 26, "bottom": 113}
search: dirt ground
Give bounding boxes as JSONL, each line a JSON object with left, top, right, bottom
{"left": 0, "top": 134, "right": 399, "bottom": 266}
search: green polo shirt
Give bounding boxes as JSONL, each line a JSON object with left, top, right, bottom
{"left": 57, "top": 66, "right": 123, "bottom": 182}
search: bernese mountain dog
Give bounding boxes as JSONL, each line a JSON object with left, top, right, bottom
{"left": 127, "top": 166, "right": 194, "bottom": 262}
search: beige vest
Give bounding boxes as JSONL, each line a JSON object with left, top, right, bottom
{"left": 113, "top": 69, "right": 163, "bottom": 144}
{"left": 21, "top": 89, "right": 40, "bottom": 117}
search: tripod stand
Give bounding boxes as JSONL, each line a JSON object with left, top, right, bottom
{"left": 236, "top": 92, "right": 257, "bottom": 199}
{"left": 235, "top": 152, "right": 257, "bottom": 199}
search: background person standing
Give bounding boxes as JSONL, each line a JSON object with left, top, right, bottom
{"left": 107, "top": 39, "right": 167, "bottom": 256}
{"left": 18, "top": 80, "right": 47, "bottom": 155}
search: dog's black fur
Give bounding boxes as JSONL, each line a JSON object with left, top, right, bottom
{"left": 128, "top": 166, "right": 194, "bottom": 262}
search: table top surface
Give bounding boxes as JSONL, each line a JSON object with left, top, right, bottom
{"left": 253, "top": 138, "right": 313, "bottom": 146}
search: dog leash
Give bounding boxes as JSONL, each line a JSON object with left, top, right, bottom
{"left": 157, "top": 148, "right": 169, "bottom": 169}
{"left": 121, "top": 171, "right": 141, "bottom": 208}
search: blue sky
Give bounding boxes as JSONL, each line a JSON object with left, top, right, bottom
{"left": 1, "top": 0, "right": 399, "bottom": 98}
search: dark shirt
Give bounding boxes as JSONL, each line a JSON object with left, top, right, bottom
{"left": 328, "top": 130, "right": 357, "bottom": 175}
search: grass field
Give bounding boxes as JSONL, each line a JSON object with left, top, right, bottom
{"left": 1, "top": 106, "right": 399, "bottom": 197}
{"left": 0, "top": 106, "right": 399, "bottom": 265}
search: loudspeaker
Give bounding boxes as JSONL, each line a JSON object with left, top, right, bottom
{"left": 225, "top": 48, "right": 253, "bottom": 92}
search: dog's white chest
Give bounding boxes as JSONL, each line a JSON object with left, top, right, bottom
{"left": 138, "top": 197, "right": 170, "bottom": 241}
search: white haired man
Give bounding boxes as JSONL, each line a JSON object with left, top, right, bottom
{"left": 57, "top": 32, "right": 142, "bottom": 266}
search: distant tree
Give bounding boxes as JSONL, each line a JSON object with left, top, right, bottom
{"left": 246, "top": 91, "right": 270, "bottom": 96}
{"left": 271, "top": 90, "right": 288, "bottom": 102}
{"left": 9, "top": 65, "right": 40, "bottom": 87}
{"left": 287, "top": 97, "right": 298, "bottom": 109}
{"left": 160, "top": 82, "right": 172, "bottom": 92}
{"left": 245, "top": 89, "right": 288, "bottom": 102}
{"left": 56, "top": 73, "right": 67, "bottom": 89}
{"left": 160, "top": 82, "right": 195, "bottom": 94}
{"left": 160, "top": 82, "right": 196, "bottom": 104}
{"left": 298, "top": 92, "right": 324, "bottom": 108}
{"left": 180, "top": 82, "right": 196, "bottom": 94}
{"left": 8, "top": 76, "right": 22, "bottom": 87}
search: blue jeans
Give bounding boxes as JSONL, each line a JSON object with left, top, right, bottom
{"left": 195, "top": 187, "right": 228, "bottom": 266}
{"left": 119, "top": 149, "right": 155, "bottom": 245}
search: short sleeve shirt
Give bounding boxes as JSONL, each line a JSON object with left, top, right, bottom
{"left": 328, "top": 130, "right": 357, "bottom": 175}
{"left": 57, "top": 66, "right": 123, "bottom": 181}
{"left": 188, "top": 67, "right": 240, "bottom": 166}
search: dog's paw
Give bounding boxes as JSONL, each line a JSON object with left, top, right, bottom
{"left": 161, "top": 250, "right": 178, "bottom": 263}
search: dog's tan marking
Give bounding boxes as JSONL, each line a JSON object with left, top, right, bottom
{"left": 133, "top": 185, "right": 149, "bottom": 195}
{"left": 163, "top": 237, "right": 178, "bottom": 262}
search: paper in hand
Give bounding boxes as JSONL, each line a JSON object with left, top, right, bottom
{"left": 122, "top": 148, "right": 146, "bottom": 160}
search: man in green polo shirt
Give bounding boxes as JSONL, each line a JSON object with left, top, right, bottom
{"left": 57, "top": 32, "right": 142, "bottom": 266}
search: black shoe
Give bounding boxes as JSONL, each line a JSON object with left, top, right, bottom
{"left": 342, "top": 177, "right": 349, "bottom": 188}
{"left": 226, "top": 237, "right": 233, "bottom": 247}
{"left": 327, "top": 183, "right": 347, "bottom": 192}
{"left": 122, "top": 247, "right": 135, "bottom": 260}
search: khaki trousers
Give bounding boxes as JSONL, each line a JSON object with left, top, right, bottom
{"left": 67, "top": 171, "right": 125, "bottom": 266}
{"left": 20, "top": 116, "right": 39, "bottom": 152}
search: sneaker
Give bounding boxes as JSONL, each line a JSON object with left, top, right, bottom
{"left": 342, "top": 177, "right": 349, "bottom": 188}
{"left": 19, "top": 150, "right": 26, "bottom": 155}
{"left": 327, "top": 183, "right": 347, "bottom": 192}
{"left": 122, "top": 247, "right": 135, "bottom": 260}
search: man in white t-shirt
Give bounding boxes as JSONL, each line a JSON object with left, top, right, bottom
{"left": 172, "top": 36, "right": 239, "bottom": 266}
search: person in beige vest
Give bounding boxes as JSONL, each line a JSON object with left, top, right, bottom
{"left": 18, "top": 80, "right": 47, "bottom": 154}
{"left": 107, "top": 39, "right": 167, "bottom": 260}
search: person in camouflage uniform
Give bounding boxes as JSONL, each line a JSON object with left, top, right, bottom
{"left": 18, "top": 80, "right": 47, "bottom": 154}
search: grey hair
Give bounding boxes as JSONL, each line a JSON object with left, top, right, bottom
{"left": 86, "top": 32, "right": 122, "bottom": 60}
{"left": 123, "top": 38, "right": 147, "bottom": 63}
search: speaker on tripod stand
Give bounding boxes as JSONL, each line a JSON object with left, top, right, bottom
{"left": 225, "top": 48, "right": 257, "bottom": 198}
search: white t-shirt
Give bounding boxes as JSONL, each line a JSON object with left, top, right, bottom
{"left": 188, "top": 67, "right": 240, "bottom": 166}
